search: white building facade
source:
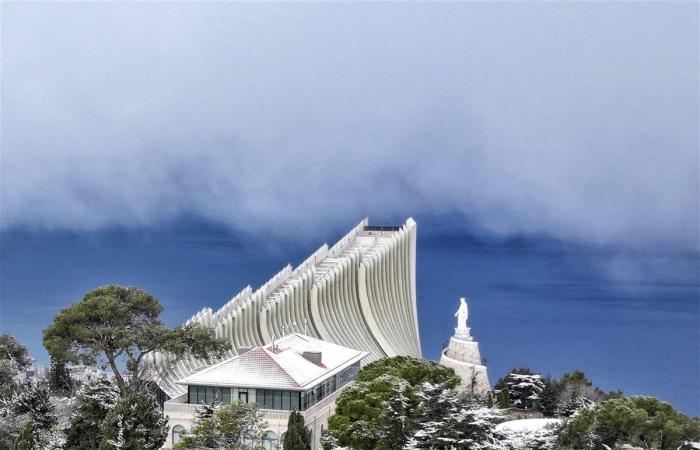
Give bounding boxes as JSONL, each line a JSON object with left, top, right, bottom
{"left": 149, "top": 218, "right": 422, "bottom": 401}
{"left": 163, "top": 334, "right": 368, "bottom": 449}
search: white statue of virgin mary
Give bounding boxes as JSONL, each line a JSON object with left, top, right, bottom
{"left": 455, "top": 297, "right": 469, "bottom": 336}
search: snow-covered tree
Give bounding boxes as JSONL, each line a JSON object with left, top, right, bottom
{"left": 378, "top": 378, "right": 412, "bottom": 449}
{"left": 496, "top": 372, "right": 544, "bottom": 411}
{"left": 326, "top": 374, "right": 414, "bottom": 450}
{"left": 0, "top": 335, "right": 31, "bottom": 400}
{"left": 561, "top": 396, "right": 700, "bottom": 450}
{"left": 0, "top": 381, "right": 61, "bottom": 450}
{"left": 556, "top": 371, "right": 604, "bottom": 417}
{"left": 12, "top": 381, "right": 57, "bottom": 430}
{"left": 538, "top": 377, "right": 559, "bottom": 418}
{"left": 501, "top": 422, "right": 562, "bottom": 450}
{"left": 66, "top": 379, "right": 121, "bottom": 450}
{"left": 175, "top": 402, "right": 267, "bottom": 450}
{"left": 99, "top": 389, "right": 168, "bottom": 450}
{"left": 407, "top": 382, "right": 507, "bottom": 450}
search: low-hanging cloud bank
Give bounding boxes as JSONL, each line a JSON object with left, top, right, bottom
{"left": 1, "top": 2, "right": 698, "bottom": 250}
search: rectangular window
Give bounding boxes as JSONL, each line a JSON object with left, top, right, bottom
{"left": 188, "top": 386, "right": 195, "bottom": 404}
{"left": 302, "top": 389, "right": 317, "bottom": 410}
{"left": 273, "top": 390, "right": 281, "bottom": 409}
{"left": 205, "top": 386, "right": 214, "bottom": 404}
{"left": 291, "top": 392, "right": 300, "bottom": 411}
{"left": 256, "top": 390, "right": 265, "bottom": 408}
{"left": 282, "top": 390, "right": 291, "bottom": 410}
{"left": 222, "top": 388, "right": 231, "bottom": 404}
{"left": 197, "top": 386, "right": 206, "bottom": 404}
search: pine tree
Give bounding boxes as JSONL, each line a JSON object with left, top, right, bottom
{"left": 378, "top": 379, "right": 412, "bottom": 450}
{"left": 48, "top": 357, "right": 72, "bottom": 397}
{"left": 65, "top": 379, "right": 120, "bottom": 450}
{"left": 283, "top": 411, "right": 312, "bottom": 450}
{"left": 539, "top": 377, "right": 559, "bottom": 417}
{"left": 496, "top": 388, "right": 510, "bottom": 409}
{"left": 408, "top": 382, "right": 507, "bottom": 450}
{"left": 498, "top": 373, "right": 544, "bottom": 410}
{"left": 99, "top": 389, "right": 168, "bottom": 450}
{"left": 11, "top": 382, "right": 56, "bottom": 430}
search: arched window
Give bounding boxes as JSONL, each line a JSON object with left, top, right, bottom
{"left": 172, "top": 425, "right": 186, "bottom": 445}
{"left": 263, "top": 430, "right": 279, "bottom": 450}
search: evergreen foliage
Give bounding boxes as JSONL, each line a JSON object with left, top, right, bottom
{"left": 326, "top": 358, "right": 505, "bottom": 450}
{"left": 11, "top": 422, "right": 37, "bottom": 450}
{"left": 327, "top": 374, "right": 410, "bottom": 450}
{"left": 407, "top": 382, "right": 506, "bottom": 450}
{"left": 48, "top": 357, "right": 72, "bottom": 397}
{"left": 560, "top": 396, "right": 700, "bottom": 450}
{"left": 501, "top": 422, "right": 561, "bottom": 450}
{"left": 556, "top": 370, "right": 605, "bottom": 417}
{"left": 496, "top": 388, "right": 509, "bottom": 409}
{"left": 539, "top": 376, "right": 559, "bottom": 418}
{"left": 43, "top": 285, "right": 230, "bottom": 396}
{"left": 99, "top": 389, "right": 168, "bottom": 450}
{"left": 377, "top": 378, "right": 412, "bottom": 449}
{"left": 11, "top": 382, "right": 57, "bottom": 430}
{"left": 494, "top": 368, "right": 615, "bottom": 416}
{"left": 283, "top": 411, "right": 312, "bottom": 450}
{"left": 65, "top": 379, "right": 120, "bottom": 450}
{"left": 174, "top": 402, "right": 267, "bottom": 449}
{"left": 0, "top": 335, "right": 31, "bottom": 399}
{"left": 497, "top": 372, "right": 544, "bottom": 410}
{"left": 357, "top": 356, "right": 460, "bottom": 388}
{"left": 195, "top": 402, "right": 218, "bottom": 422}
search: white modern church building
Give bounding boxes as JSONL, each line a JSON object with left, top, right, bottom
{"left": 152, "top": 218, "right": 423, "bottom": 448}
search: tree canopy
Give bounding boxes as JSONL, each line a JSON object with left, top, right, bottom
{"left": 357, "top": 356, "right": 460, "bottom": 388}
{"left": 43, "top": 285, "right": 230, "bottom": 395}
{"left": 325, "top": 357, "right": 493, "bottom": 450}
{"left": 0, "top": 334, "right": 31, "bottom": 397}
{"left": 65, "top": 379, "right": 120, "bottom": 450}
{"left": 99, "top": 389, "right": 168, "bottom": 450}
{"left": 560, "top": 396, "right": 700, "bottom": 450}
{"left": 174, "top": 402, "right": 268, "bottom": 449}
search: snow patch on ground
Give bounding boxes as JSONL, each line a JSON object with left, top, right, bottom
{"left": 496, "top": 418, "right": 561, "bottom": 433}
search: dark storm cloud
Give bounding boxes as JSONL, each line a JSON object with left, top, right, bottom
{"left": 1, "top": 2, "right": 697, "bottom": 249}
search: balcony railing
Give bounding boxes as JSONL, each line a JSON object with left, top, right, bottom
{"left": 163, "top": 382, "right": 354, "bottom": 421}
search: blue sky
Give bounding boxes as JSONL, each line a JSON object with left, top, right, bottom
{"left": 1, "top": 3, "right": 698, "bottom": 414}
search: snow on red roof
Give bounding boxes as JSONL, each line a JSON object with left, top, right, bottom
{"left": 176, "top": 333, "right": 368, "bottom": 390}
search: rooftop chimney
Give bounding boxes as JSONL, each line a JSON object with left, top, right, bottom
{"left": 302, "top": 351, "right": 322, "bottom": 366}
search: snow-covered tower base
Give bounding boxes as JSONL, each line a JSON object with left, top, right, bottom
{"left": 439, "top": 298, "right": 491, "bottom": 397}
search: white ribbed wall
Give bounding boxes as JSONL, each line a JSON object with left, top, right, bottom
{"left": 149, "top": 218, "right": 421, "bottom": 398}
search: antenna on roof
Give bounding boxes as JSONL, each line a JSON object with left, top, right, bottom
{"left": 271, "top": 333, "right": 276, "bottom": 352}
{"left": 303, "top": 319, "right": 309, "bottom": 335}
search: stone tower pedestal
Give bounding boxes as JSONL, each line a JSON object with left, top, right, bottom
{"left": 439, "top": 298, "right": 490, "bottom": 397}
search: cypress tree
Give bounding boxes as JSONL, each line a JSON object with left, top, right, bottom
{"left": 539, "top": 377, "right": 559, "bottom": 417}
{"left": 283, "top": 411, "right": 312, "bottom": 450}
{"left": 48, "top": 357, "right": 72, "bottom": 396}
{"left": 497, "top": 388, "right": 510, "bottom": 409}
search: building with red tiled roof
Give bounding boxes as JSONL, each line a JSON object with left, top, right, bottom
{"left": 163, "top": 334, "right": 368, "bottom": 450}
